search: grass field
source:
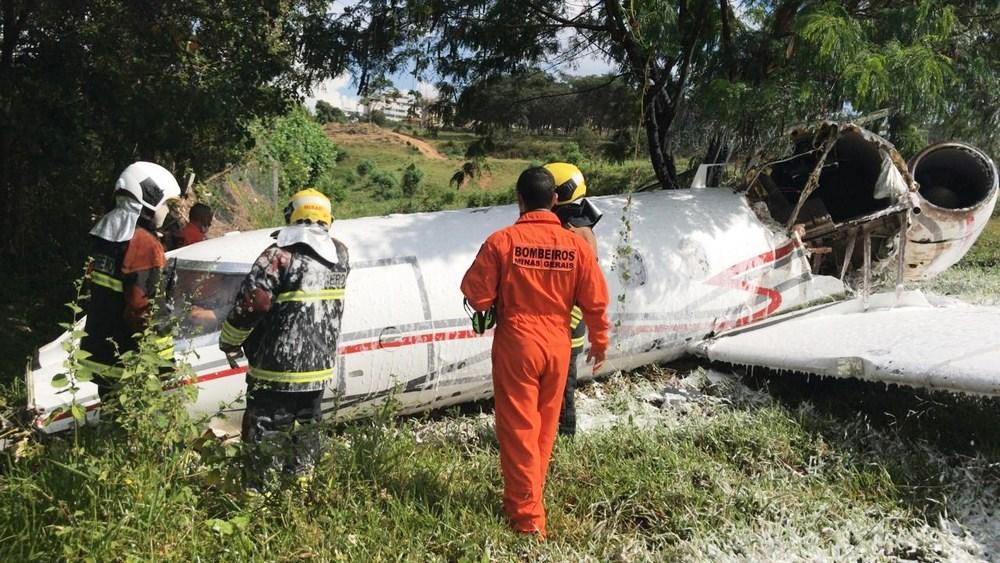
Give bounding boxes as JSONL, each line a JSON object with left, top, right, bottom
{"left": 3, "top": 364, "right": 999, "bottom": 560}
{"left": 319, "top": 124, "right": 657, "bottom": 219}
{"left": 924, "top": 217, "right": 1000, "bottom": 304}
{"left": 320, "top": 124, "right": 531, "bottom": 218}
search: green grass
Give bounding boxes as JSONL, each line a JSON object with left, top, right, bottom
{"left": 321, "top": 131, "right": 529, "bottom": 219}
{"left": 3, "top": 366, "right": 998, "bottom": 560}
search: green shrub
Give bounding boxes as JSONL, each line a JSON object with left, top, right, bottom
{"left": 585, "top": 160, "right": 656, "bottom": 196}
{"left": 464, "top": 191, "right": 485, "bottom": 208}
{"left": 401, "top": 163, "right": 424, "bottom": 197}
{"left": 441, "top": 141, "right": 464, "bottom": 158}
{"left": 356, "top": 159, "right": 376, "bottom": 177}
{"left": 465, "top": 136, "right": 495, "bottom": 159}
{"left": 369, "top": 170, "right": 399, "bottom": 200}
{"left": 603, "top": 128, "right": 636, "bottom": 163}
{"left": 464, "top": 188, "right": 515, "bottom": 208}
{"left": 316, "top": 176, "right": 347, "bottom": 203}
{"left": 562, "top": 142, "right": 585, "bottom": 165}
{"left": 252, "top": 107, "right": 339, "bottom": 197}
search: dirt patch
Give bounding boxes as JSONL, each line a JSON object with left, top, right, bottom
{"left": 474, "top": 173, "right": 493, "bottom": 190}
{"left": 167, "top": 167, "right": 275, "bottom": 241}
{"left": 323, "top": 123, "right": 446, "bottom": 160}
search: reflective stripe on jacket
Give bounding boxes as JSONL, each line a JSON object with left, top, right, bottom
{"left": 81, "top": 227, "right": 169, "bottom": 369}
{"left": 222, "top": 240, "right": 350, "bottom": 392}
{"left": 570, "top": 306, "right": 586, "bottom": 351}
{"left": 460, "top": 210, "right": 609, "bottom": 355}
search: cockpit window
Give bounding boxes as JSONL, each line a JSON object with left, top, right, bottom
{"left": 168, "top": 264, "right": 246, "bottom": 338}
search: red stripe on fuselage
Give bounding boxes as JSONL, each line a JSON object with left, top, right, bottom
{"left": 51, "top": 241, "right": 798, "bottom": 404}
{"left": 707, "top": 240, "right": 798, "bottom": 330}
{"left": 188, "top": 329, "right": 486, "bottom": 385}
{"left": 338, "top": 329, "right": 481, "bottom": 355}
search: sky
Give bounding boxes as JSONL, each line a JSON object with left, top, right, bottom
{"left": 304, "top": 52, "right": 615, "bottom": 111}
{"left": 303, "top": 26, "right": 615, "bottom": 111}
{"left": 303, "top": 0, "right": 617, "bottom": 111}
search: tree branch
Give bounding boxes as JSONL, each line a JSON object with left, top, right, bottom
{"left": 525, "top": 2, "right": 608, "bottom": 32}
{"left": 602, "top": 0, "right": 646, "bottom": 77}
{"left": 503, "top": 72, "right": 625, "bottom": 109}
{"left": 719, "top": 0, "right": 735, "bottom": 80}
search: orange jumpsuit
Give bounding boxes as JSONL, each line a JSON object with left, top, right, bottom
{"left": 461, "top": 210, "right": 609, "bottom": 536}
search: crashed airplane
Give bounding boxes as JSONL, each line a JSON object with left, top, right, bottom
{"left": 26, "top": 122, "right": 1000, "bottom": 436}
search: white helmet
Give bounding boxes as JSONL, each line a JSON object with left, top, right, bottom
{"left": 115, "top": 161, "right": 182, "bottom": 228}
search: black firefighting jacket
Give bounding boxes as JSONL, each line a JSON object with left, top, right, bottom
{"left": 81, "top": 227, "right": 173, "bottom": 378}
{"left": 220, "top": 240, "right": 349, "bottom": 392}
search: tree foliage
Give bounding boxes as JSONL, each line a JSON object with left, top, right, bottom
{"left": 251, "top": 107, "right": 339, "bottom": 197}
{"left": 455, "top": 71, "right": 640, "bottom": 135}
{"left": 314, "top": 100, "right": 346, "bottom": 124}
{"left": 301, "top": 0, "right": 996, "bottom": 188}
{"left": 0, "top": 1, "right": 324, "bottom": 259}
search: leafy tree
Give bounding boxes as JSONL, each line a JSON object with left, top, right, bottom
{"left": 314, "top": 100, "right": 346, "bottom": 124}
{"left": 921, "top": 0, "right": 999, "bottom": 157}
{"left": 252, "top": 107, "right": 339, "bottom": 196}
{"left": 454, "top": 71, "right": 641, "bottom": 137}
{"left": 301, "top": 0, "right": 987, "bottom": 189}
{"left": 0, "top": 1, "right": 324, "bottom": 259}
{"left": 427, "top": 82, "right": 460, "bottom": 127}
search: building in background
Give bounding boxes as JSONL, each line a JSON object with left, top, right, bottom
{"left": 363, "top": 91, "right": 421, "bottom": 122}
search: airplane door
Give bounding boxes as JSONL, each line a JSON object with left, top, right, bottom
{"left": 333, "top": 258, "right": 433, "bottom": 414}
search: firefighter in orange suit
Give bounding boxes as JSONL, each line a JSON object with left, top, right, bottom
{"left": 460, "top": 166, "right": 610, "bottom": 537}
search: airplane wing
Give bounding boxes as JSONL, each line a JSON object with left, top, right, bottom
{"left": 693, "top": 290, "right": 1000, "bottom": 396}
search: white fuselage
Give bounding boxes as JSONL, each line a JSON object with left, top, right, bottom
{"left": 28, "top": 188, "right": 845, "bottom": 434}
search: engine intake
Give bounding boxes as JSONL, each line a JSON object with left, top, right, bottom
{"left": 904, "top": 142, "right": 999, "bottom": 280}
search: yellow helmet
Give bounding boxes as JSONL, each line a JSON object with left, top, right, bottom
{"left": 544, "top": 162, "right": 586, "bottom": 206}
{"left": 284, "top": 188, "right": 333, "bottom": 227}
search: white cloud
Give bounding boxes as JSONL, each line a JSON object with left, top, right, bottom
{"left": 304, "top": 74, "right": 362, "bottom": 112}
{"left": 560, "top": 52, "right": 615, "bottom": 76}
{"left": 415, "top": 80, "right": 438, "bottom": 100}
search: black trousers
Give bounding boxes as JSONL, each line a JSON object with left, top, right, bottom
{"left": 241, "top": 386, "right": 324, "bottom": 488}
{"left": 558, "top": 349, "right": 581, "bottom": 436}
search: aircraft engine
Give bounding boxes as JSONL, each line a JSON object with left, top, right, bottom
{"left": 903, "top": 142, "right": 999, "bottom": 280}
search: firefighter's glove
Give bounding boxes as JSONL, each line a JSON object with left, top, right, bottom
{"left": 219, "top": 342, "right": 243, "bottom": 369}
